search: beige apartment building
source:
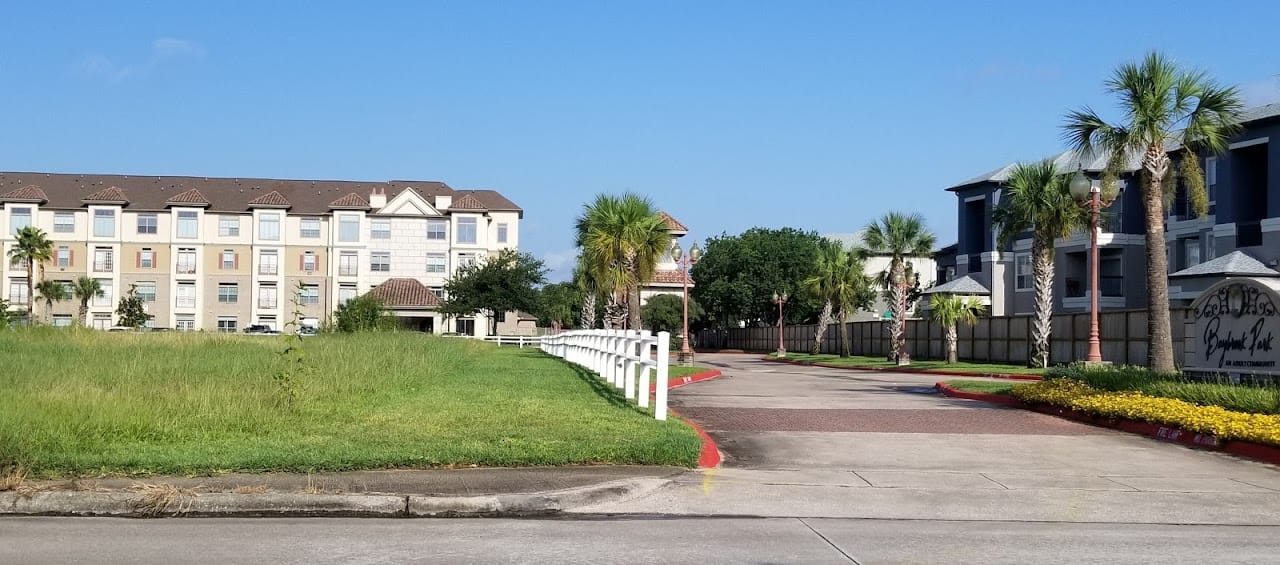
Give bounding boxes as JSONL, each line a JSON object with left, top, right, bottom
{"left": 1, "top": 172, "right": 521, "bottom": 334}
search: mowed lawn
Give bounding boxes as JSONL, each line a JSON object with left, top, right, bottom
{"left": 0, "top": 329, "right": 702, "bottom": 478}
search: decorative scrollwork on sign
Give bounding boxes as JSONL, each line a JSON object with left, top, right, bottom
{"left": 1195, "top": 284, "right": 1278, "bottom": 320}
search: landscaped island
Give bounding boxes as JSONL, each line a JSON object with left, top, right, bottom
{"left": 0, "top": 328, "right": 702, "bottom": 478}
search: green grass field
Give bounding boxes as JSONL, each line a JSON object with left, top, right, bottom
{"left": 0, "top": 328, "right": 702, "bottom": 478}
{"left": 941, "top": 379, "right": 1016, "bottom": 395}
{"left": 772, "top": 352, "right": 1045, "bottom": 375}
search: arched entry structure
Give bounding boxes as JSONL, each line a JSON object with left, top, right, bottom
{"left": 1185, "top": 276, "right": 1280, "bottom": 383}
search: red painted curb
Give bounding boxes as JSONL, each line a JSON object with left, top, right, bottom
{"left": 656, "top": 369, "right": 723, "bottom": 393}
{"left": 652, "top": 369, "right": 724, "bottom": 469}
{"left": 765, "top": 357, "right": 1044, "bottom": 381}
{"left": 934, "top": 383, "right": 1023, "bottom": 407}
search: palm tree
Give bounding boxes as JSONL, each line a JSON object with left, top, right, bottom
{"left": 863, "top": 212, "right": 936, "bottom": 365}
{"left": 1063, "top": 51, "right": 1243, "bottom": 372}
{"left": 34, "top": 279, "right": 68, "bottom": 324}
{"left": 574, "top": 193, "right": 671, "bottom": 330}
{"left": 992, "top": 160, "right": 1086, "bottom": 368}
{"left": 6, "top": 226, "right": 55, "bottom": 323}
{"left": 802, "top": 238, "right": 845, "bottom": 354}
{"left": 71, "top": 276, "right": 103, "bottom": 327}
{"left": 572, "top": 257, "right": 598, "bottom": 330}
{"left": 830, "top": 250, "right": 875, "bottom": 358}
{"left": 928, "top": 294, "right": 985, "bottom": 364}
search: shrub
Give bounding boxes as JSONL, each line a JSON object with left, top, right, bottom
{"left": 333, "top": 294, "right": 395, "bottom": 332}
{"left": 1043, "top": 363, "right": 1280, "bottom": 415}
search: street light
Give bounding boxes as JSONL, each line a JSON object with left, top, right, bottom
{"left": 672, "top": 242, "right": 701, "bottom": 364}
{"left": 1069, "top": 166, "right": 1113, "bottom": 364}
{"left": 773, "top": 291, "right": 789, "bottom": 358}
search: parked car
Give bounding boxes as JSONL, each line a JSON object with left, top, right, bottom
{"left": 243, "top": 325, "right": 281, "bottom": 335}
{"left": 296, "top": 326, "right": 317, "bottom": 336}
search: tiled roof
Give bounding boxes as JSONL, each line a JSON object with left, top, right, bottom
{"left": 659, "top": 211, "right": 688, "bottom": 232}
{"left": 451, "top": 193, "right": 487, "bottom": 211}
{"left": 1170, "top": 251, "right": 1280, "bottom": 278}
{"left": 923, "top": 275, "right": 991, "bottom": 295}
{"left": 0, "top": 184, "right": 48, "bottom": 202}
{"left": 649, "top": 270, "right": 693, "bottom": 285}
{"left": 329, "top": 192, "right": 370, "bottom": 209}
{"left": 82, "top": 186, "right": 128, "bottom": 203}
{"left": 247, "top": 190, "right": 291, "bottom": 208}
{"left": 0, "top": 172, "right": 522, "bottom": 215}
{"left": 369, "top": 278, "right": 441, "bottom": 309}
{"left": 165, "top": 188, "right": 211, "bottom": 206}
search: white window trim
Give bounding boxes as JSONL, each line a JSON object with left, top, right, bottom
{"left": 1013, "top": 253, "right": 1033, "bottom": 292}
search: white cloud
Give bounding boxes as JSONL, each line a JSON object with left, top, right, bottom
{"left": 74, "top": 37, "right": 206, "bottom": 82}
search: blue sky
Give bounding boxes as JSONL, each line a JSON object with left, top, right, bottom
{"left": 2, "top": 1, "right": 1278, "bottom": 281}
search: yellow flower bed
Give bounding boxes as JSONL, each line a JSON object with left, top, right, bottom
{"left": 1012, "top": 380, "right": 1280, "bottom": 447}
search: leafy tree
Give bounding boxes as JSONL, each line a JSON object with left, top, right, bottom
{"left": 34, "top": 279, "right": 68, "bottom": 324}
{"left": 928, "top": 294, "right": 985, "bottom": 364}
{"left": 439, "top": 249, "right": 547, "bottom": 336}
{"left": 6, "top": 226, "right": 54, "bottom": 323}
{"left": 574, "top": 193, "right": 671, "bottom": 330}
{"left": 71, "top": 276, "right": 103, "bottom": 327}
{"left": 690, "top": 227, "right": 825, "bottom": 329}
{"left": 0, "top": 298, "right": 12, "bottom": 328}
{"left": 863, "top": 212, "right": 936, "bottom": 365}
{"left": 537, "top": 281, "right": 582, "bottom": 332}
{"left": 831, "top": 250, "right": 876, "bottom": 357}
{"left": 115, "top": 284, "right": 151, "bottom": 328}
{"left": 993, "top": 160, "right": 1086, "bottom": 368}
{"left": 333, "top": 294, "right": 393, "bottom": 332}
{"left": 802, "top": 238, "right": 846, "bottom": 354}
{"left": 1063, "top": 51, "right": 1243, "bottom": 372}
{"left": 640, "top": 293, "right": 704, "bottom": 335}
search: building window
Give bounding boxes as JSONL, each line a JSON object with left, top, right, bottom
{"left": 95, "top": 280, "right": 113, "bottom": 308}
{"left": 10, "top": 207, "right": 31, "bottom": 234}
{"left": 219, "top": 216, "right": 240, "bottom": 237}
{"left": 458, "top": 252, "right": 480, "bottom": 268}
{"left": 338, "top": 215, "right": 360, "bottom": 242}
{"left": 133, "top": 213, "right": 156, "bottom": 235}
{"left": 299, "top": 284, "right": 319, "bottom": 305}
{"left": 93, "top": 247, "right": 114, "bottom": 273}
{"left": 1184, "top": 237, "right": 1202, "bottom": 269}
{"left": 259, "top": 250, "right": 278, "bottom": 276}
{"left": 92, "top": 313, "right": 112, "bottom": 330}
{"left": 300, "top": 217, "right": 321, "bottom": 239}
{"left": 944, "top": 266, "right": 956, "bottom": 283}
{"left": 139, "top": 248, "right": 154, "bottom": 269}
{"left": 456, "top": 217, "right": 477, "bottom": 244}
{"left": 176, "top": 316, "right": 195, "bottom": 331}
{"left": 302, "top": 251, "right": 318, "bottom": 273}
{"left": 1100, "top": 249, "right": 1124, "bottom": 297}
{"left": 57, "top": 246, "right": 71, "bottom": 268}
{"left": 176, "top": 211, "right": 198, "bottom": 238}
{"left": 1014, "top": 254, "right": 1032, "bottom": 291}
{"left": 370, "top": 252, "right": 391, "bottom": 272}
{"left": 338, "top": 284, "right": 357, "bottom": 305}
{"left": 426, "top": 253, "right": 447, "bottom": 274}
{"left": 177, "top": 248, "right": 197, "bottom": 274}
{"left": 8, "top": 279, "right": 28, "bottom": 305}
{"left": 221, "top": 250, "right": 237, "bottom": 270}
{"left": 135, "top": 281, "right": 157, "bottom": 303}
{"left": 58, "top": 280, "right": 74, "bottom": 297}
{"left": 93, "top": 209, "right": 115, "bottom": 237}
{"left": 371, "top": 219, "right": 391, "bottom": 239}
{"left": 218, "top": 283, "right": 238, "bottom": 304}
{"left": 259, "top": 284, "right": 278, "bottom": 309}
{"left": 497, "top": 223, "right": 509, "bottom": 243}
{"left": 1206, "top": 157, "right": 1218, "bottom": 202}
{"left": 427, "top": 219, "right": 447, "bottom": 240}
{"left": 456, "top": 318, "right": 475, "bottom": 335}
{"left": 175, "top": 282, "right": 195, "bottom": 308}
{"left": 54, "top": 213, "right": 75, "bottom": 233}
{"left": 258, "top": 213, "right": 281, "bottom": 241}
{"left": 1206, "top": 233, "right": 1216, "bottom": 261}
{"left": 52, "top": 315, "right": 72, "bottom": 327}
{"left": 339, "top": 252, "right": 358, "bottom": 276}
{"left": 217, "top": 317, "right": 238, "bottom": 333}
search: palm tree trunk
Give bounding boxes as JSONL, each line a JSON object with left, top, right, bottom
{"left": 946, "top": 323, "right": 958, "bottom": 364}
{"left": 1030, "top": 234, "right": 1054, "bottom": 368}
{"left": 839, "top": 309, "right": 850, "bottom": 357}
{"left": 604, "top": 292, "right": 626, "bottom": 329}
{"left": 580, "top": 290, "right": 596, "bottom": 329}
{"left": 812, "top": 300, "right": 833, "bottom": 355}
{"left": 889, "top": 260, "right": 909, "bottom": 365}
{"left": 1143, "top": 147, "right": 1176, "bottom": 372}
{"left": 628, "top": 284, "right": 642, "bottom": 331}
{"left": 25, "top": 260, "right": 34, "bottom": 323}
{"left": 78, "top": 299, "right": 88, "bottom": 327}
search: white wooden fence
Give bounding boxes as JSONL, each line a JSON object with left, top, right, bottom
{"left": 540, "top": 329, "right": 672, "bottom": 420}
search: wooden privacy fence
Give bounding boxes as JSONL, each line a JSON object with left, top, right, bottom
{"left": 696, "top": 308, "right": 1188, "bottom": 366}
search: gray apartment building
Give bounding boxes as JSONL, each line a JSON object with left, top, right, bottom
{"left": 934, "top": 103, "right": 1280, "bottom": 315}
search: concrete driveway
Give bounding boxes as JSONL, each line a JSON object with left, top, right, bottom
{"left": 576, "top": 354, "right": 1280, "bottom": 526}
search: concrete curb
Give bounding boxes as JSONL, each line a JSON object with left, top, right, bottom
{"left": 935, "top": 382, "right": 1024, "bottom": 407}
{"left": 657, "top": 369, "right": 725, "bottom": 469}
{"left": 766, "top": 357, "right": 1044, "bottom": 381}
{"left": 0, "top": 477, "right": 671, "bottom": 518}
{"left": 657, "top": 369, "right": 723, "bottom": 392}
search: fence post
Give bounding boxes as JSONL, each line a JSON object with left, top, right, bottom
{"left": 639, "top": 330, "right": 652, "bottom": 408}
{"left": 655, "top": 331, "right": 670, "bottom": 421}
{"left": 623, "top": 330, "right": 638, "bottom": 399}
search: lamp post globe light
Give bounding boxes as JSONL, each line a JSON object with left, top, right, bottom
{"left": 672, "top": 242, "right": 701, "bottom": 364}
{"left": 773, "top": 291, "right": 789, "bottom": 358}
{"left": 1070, "top": 167, "right": 1105, "bottom": 364}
